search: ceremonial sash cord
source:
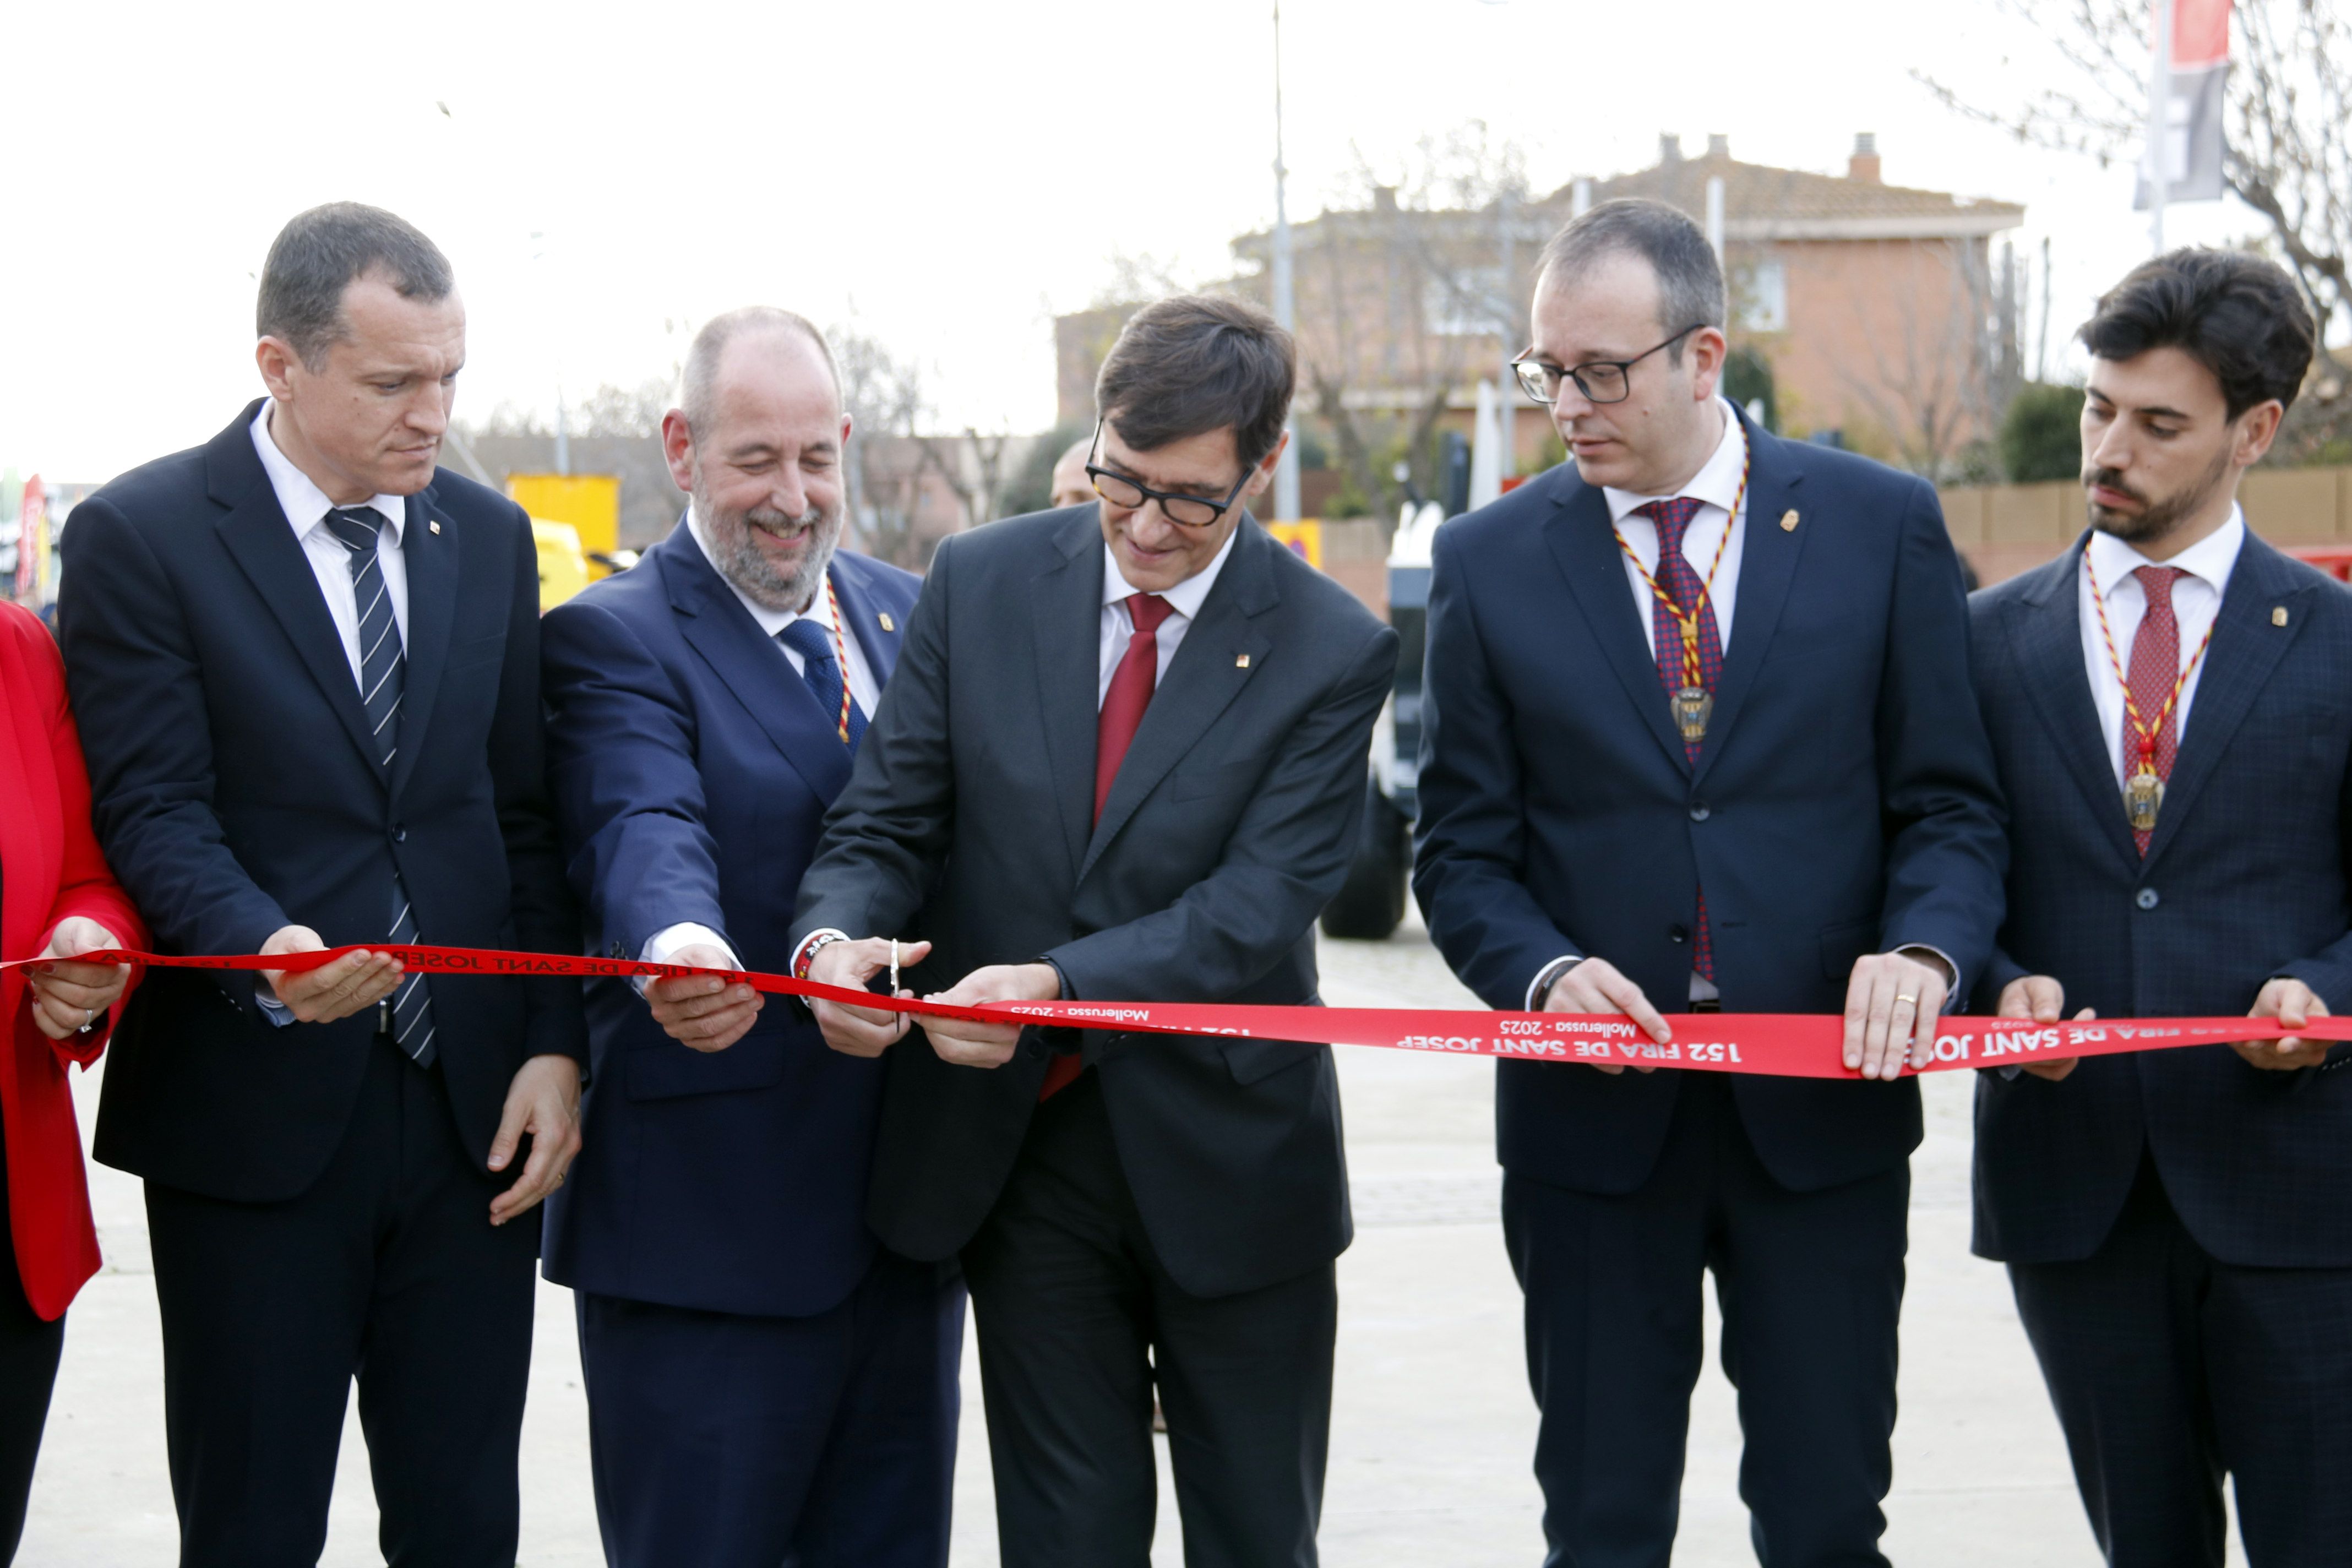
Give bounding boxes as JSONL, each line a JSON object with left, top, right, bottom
{"left": 8, "top": 943, "right": 2344, "bottom": 1079}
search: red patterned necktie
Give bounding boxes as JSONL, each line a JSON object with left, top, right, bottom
{"left": 1042, "top": 591, "right": 1174, "bottom": 1102}
{"left": 2124, "top": 565, "right": 2184, "bottom": 857}
{"left": 1637, "top": 496, "right": 1721, "bottom": 983}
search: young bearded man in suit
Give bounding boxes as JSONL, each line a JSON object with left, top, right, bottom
{"left": 1413, "top": 199, "right": 2007, "bottom": 1567}
{"left": 1970, "top": 251, "right": 2347, "bottom": 1568}
{"left": 57, "top": 204, "right": 583, "bottom": 1568}
{"left": 791, "top": 295, "right": 1397, "bottom": 1568}
{"left": 537, "top": 308, "right": 956, "bottom": 1568}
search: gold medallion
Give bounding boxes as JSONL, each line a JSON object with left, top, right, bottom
{"left": 1673, "top": 685, "right": 1714, "bottom": 744}
{"left": 2125, "top": 767, "right": 2165, "bottom": 833}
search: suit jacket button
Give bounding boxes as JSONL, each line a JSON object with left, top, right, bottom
{"left": 391, "top": 825, "right": 407, "bottom": 842}
{"left": 2136, "top": 888, "right": 2160, "bottom": 910}
{"left": 1668, "top": 924, "right": 1689, "bottom": 944}
{"left": 1689, "top": 803, "right": 1711, "bottom": 822}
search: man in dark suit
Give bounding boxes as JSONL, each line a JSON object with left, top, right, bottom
{"left": 538, "top": 308, "right": 957, "bottom": 1567}
{"left": 57, "top": 204, "right": 582, "bottom": 1567}
{"left": 791, "top": 294, "right": 1397, "bottom": 1568}
{"left": 1971, "top": 251, "right": 2346, "bottom": 1568}
{"left": 1414, "top": 199, "right": 2007, "bottom": 1567}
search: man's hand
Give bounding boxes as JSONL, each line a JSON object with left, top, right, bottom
{"left": 259, "top": 924, "right": 402, "bottom": 1023}
{"left": 488, "top": 1053, "right": 582, "bottom": 1227}
{"left": 1541, "top": 957, "right": 1671, "bottom": 1075}
{"left": 922, "top": 963, "right": 1065, "bottom": 1070}
{"left": 1843, "top": 950, "right": 1951, "bottom": 1081}
{"left": 2236, "top": 978, "right": 2333, "bottom": 1071}
{"left": 646, "top": 943, "right": 761, "bottom": 1053}
{"left": 1994, "top": 974, "right": 2087, "bottom": 1081}
{"left": 809, "top": 938, "right": 930, "bottom": 1058}
{"left": 26, "top": 917, "right": 133, "bottom": 1041}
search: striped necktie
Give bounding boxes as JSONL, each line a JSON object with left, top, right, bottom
{"left": 323, "top": 507, "right": 435, "bottom": 1066}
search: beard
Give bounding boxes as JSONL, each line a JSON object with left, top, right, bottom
{"left": 696, "top": 481, "right": 843, "bottom": 613}
{"left": 2083, "top": 440, "right": 2235, "bottom": 550}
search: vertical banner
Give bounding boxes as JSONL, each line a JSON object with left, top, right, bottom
{"left": 2137, "top": 0, "right": 2231, "bottom": 208}
{"left": 12, "top": 476, "right": 42, "bottom": 605}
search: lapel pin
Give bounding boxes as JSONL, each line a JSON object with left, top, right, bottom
{"left": 2274, "top": 606, "right": 2289, "bottom": 627}
{"left": 428, "top": 519, "right": 442, "bottom": 535}
{"left": 878, "top": 612, "right": 896, "bottom": 632}
{"left": 1779, "top": 510, "right": 1799, "bottom": 532}
{"left": 1235, "top": 654, "right": 1251, "bottom": 669}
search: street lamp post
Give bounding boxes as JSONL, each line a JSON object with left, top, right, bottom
{"left": 1271, "top": 1, "right": 1300, "bottom": 522}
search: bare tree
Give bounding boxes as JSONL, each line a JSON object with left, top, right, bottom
{"left": 1828, "top": 238, "right": 2013, "bottom": 479}
{"left": 1918, "top": 0, "right": 2350, "bottom": 456}
{"left": 832, "top": 325, "right": 932, "bottom": 567}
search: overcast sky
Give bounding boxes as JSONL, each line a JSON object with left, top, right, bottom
{"left": 4, "top": 0, "right": 2271, "bottom": 483}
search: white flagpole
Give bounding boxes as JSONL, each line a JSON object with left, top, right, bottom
{"left": 2147, "top": 0, "right": 2174, "bottom": 255}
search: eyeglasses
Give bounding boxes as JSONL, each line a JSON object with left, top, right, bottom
{"left": 1085, "top": 422, "right": 1253, "bottom": 529}
{"left": 1511, "top": 324, "right": 1705, "bottom": 406}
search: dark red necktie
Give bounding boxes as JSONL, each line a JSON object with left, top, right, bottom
{"left": 2125, "top": 566, "right": 2183, "bottom": 857}
{"left": 1637, "top": 497, "right": 1719, "bottom": 983}
{"left": 1042, "top": 591, "right": 1174, "bottom": 1101}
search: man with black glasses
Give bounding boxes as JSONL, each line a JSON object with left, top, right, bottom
{"left": 790, "top": 294, "right": 1396, "bottom": 1567}
{"left": 1414, "top": 199, "right": 2005, "bottom": 1566}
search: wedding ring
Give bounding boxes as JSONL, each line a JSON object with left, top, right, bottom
{"left": 1893, "top": 993, "right": 1919, "bottom": 1009}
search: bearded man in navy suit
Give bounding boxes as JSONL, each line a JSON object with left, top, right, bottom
{"left": 1414, "top": 199, "right": 2007, "bottom": 1567}
{"left": 1970, "top": 251, "right": 2348, "bottom": 1568}
{"left": 538, "top": 309, "right": 955, "bottom": 1568}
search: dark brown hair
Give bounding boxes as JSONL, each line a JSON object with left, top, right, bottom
{"left": 2080, "top": 249, "right": 2316, "bottom": 420}
{"left": 1095, "top": 294, "right": 1295, "bottom": 469}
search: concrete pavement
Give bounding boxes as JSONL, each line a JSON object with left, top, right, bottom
{"left": 20, "top": 916, "right": 2238, "bottom": 1564}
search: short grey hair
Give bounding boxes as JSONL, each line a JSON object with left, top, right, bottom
{"left": 1535, "top": 198, "right": 1726, "bottom": 363}
{"left": 257, "top": 203, "right": 454, "bottom": 369}
{"left": 680, "top": 308, "right": 840, "bottom": 435}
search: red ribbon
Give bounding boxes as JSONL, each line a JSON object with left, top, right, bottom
{"left": 10, "top": 943, "right": 2344, "bottom": 1080}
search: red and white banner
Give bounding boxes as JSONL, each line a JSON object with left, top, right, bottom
{"left": 10, "top": 942, "right": 2343, "bottom": 1080}
{"left": 2138, "top": 0, "right": 2231, "bottom": 208}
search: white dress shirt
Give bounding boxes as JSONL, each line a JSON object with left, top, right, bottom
{"left": 643, "top": 513, "right": 882, "bottom": 976}
{"left": 1096, "top": 530, "right": 1237, "bottom": 707}
{"left": 250, "top": 402, "right": 410, "bottom": 687}
{"left": 2078, "top": 507, "right": 2243, "bottom": 785}
{"left": 1604, "top": 399, "right": 1750, "bottom": 659}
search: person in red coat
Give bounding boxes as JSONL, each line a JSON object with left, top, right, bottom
{"left": 0, "top": 599, "right": 143, "bottom": 1564}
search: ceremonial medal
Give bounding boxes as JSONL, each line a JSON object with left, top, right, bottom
{"left": 1673, "top": 685, "right": 1714, "bottom": 743}
{"left": 2124, "top": 765, "right": 2165, "bottom": 832}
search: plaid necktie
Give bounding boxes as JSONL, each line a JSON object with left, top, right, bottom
{"left": 323, "top": 507, "right": 435, "bottom": 1066}
{"left": 1636, "top": 496, "right": 1720, "bottom": 983}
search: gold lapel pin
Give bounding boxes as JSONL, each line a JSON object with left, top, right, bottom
{"left": 428, "top": 519, "right": 442, "bottom": 535}
{"left": 878, "top": 612, "right": 896, "bottom": 632}
{"left": 1235, "top": 654, "right": 1251, "bottom": 669}
{"left": 2274, "top": 606, "right": 2289, "bottom": 627}
{"left": 1779, "top": 510, "right": 1799, "bottom": 532}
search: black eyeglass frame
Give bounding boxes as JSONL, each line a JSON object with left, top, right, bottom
{"left": 1083, "top": 420, "right": 1255, "bottom": 530}
{"left": 1511, "top": 324, "right": 1706, "bottom": 407}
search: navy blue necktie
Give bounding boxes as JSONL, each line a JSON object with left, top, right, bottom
{"left": 777, "top": 616, "right": 868, "bottom": 750}
{"left": 323, "top": 507, "right": 435, "bottom": 1066}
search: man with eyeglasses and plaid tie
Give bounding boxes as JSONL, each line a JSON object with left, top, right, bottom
{"left": 1414, "top": 198, "right": 2005, "bottom": 1567}
{"left": 1969, "top": 252, "right": 2352, "bottom": 1568}
{"left": 790, "top": 294, "right": 1396, "bottom": 1567}
{"left": 58, "top": 203, "right": 583, "bottom": 1566}
{"left": 535, "top": 309, "right": 951, "bottom": 1568}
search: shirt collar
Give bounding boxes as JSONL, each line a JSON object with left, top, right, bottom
{"left": 1602, "top": 399, "right": 1749, "bottom": 526}
{"left": 249, "top": 401, "right": 407, "bottom": 542}
{"left": 2083, "top": 504, "right": 2246, "bottom": 601}
{"left": 1101, "top": 525, "right": 1239, "bottom": 623}
{"left": 685, "top": 503, "right": 839, "bottom": 638}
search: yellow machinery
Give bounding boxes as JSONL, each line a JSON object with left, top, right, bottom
{"left": 531, "top": 520, "right": 592, "bottom": 612}
{"left": 510, "top": 473, "right": 621, "bottom": 576}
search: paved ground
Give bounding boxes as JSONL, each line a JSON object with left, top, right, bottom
{"left": 21, "top": 914, "right": 2245, "bottom": 1565}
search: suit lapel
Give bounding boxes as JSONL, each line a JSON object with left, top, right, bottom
{"left": 389, "top": 491, "right": 456, "bottom": 799}
{"left": 2142, "top": 534, "right": 2316, "bottom": 868}
{"left": 2007, "top": 542, "right": 2141, "bottom": 870}
{"left": 1030, "top": 515, "right": 1107, "bottom": 881}
{"left": 829, "top": 560, "right": 902, "bottom": 685}
{"left": 211, "top": 462, "right": 386, "bottom": 781}
{"left": 663, "top": 525, "right": 855, "bottom": 803}
{"left": 1081, "top": 519, "right": 1278, "bottom": 883}
{"left": 1544, "top": 478, "right": 1690, "bottom": 773}
{"left": 1691, "top": 423, "right": 1804, "bottom": 788}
